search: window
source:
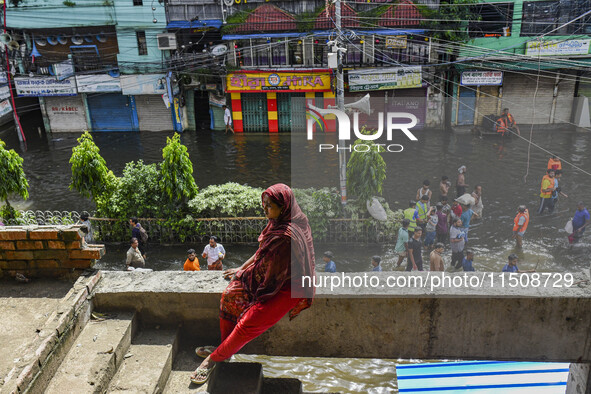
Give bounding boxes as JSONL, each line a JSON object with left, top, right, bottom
{"left": 136, "top": 31, "right": 147, "bottom": 56}
{"left": 375, "top": 38, "right": 429, "bottom": 66}
{"left": 270, "top": 40, "right": 287, "bottom": 66}
{"left": 521, "top": 1, "right": 560, "bottom": 35}
{"left": 133, "top": 0, "right": 143, "bottom": 5}
{"left": 468, "top": 3, "right": 514, "bottom": 37}
{"left": 313, "top": 40, "right": 328, "bottom": 66}
{"left": 288, "top": 40, "right": 303, "bottom": 66}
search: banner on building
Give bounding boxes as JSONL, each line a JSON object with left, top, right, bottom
{"left": 209, "top": 92, "right": 226, "bottom": 107}
{"left": 461, "top": 71, "right": 503, "bottom": 86}
{"left": 525, "top": 39, "right": 591, "bottom": 57}
{"left": 76, "top": 75, "right": 121, "bottom": 93}
{"left": 0, "top": 99, "right": 12, "bottom": 117}
{"left": 348, "top": 66, "right": 422, "bottom": 92}
{"left": 54, "top": 60, "right": 75, "bottom": 81}
{"left": 14, "top": 76, "right": 77, "bottom": 96}
{"left": 226, "top": 70, "right": 332, "bottom": 93}
{"left": 0, "top": 85, "right": 10, "bottom": 100}
{"left": 386, "top": 36, "right": 407, "bottom": 49}
{"left": 0, "top": 72, "right": 7, "bottom": 84}
{"left": 121, "top": 74, "right": 167, "bottom": 95}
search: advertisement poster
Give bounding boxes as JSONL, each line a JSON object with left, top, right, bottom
{"left": 14, "top": 76, "right": 77, "bottom": 96}
{"left": 349, "top": 66, "right": 422, "bottom": 91}
{"left": 461, "top": 71, "right": 504, "bottom": 86}
{"left": 525, "top": 39, "right": 591, "bottom": 56}
{"left": 226, "top": 70, "right": 332, "bottom": 93}
{"left": 76, "top": 75, "right": 122, "bottom": 93}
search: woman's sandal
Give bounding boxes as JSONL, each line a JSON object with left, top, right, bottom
{"left": 195, "top": 346, "right": 216, "bottom": 358}
{"left": 190, "top": 362, "right": 217, "bottom": 385}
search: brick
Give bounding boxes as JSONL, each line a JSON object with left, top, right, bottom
{"left": 0, "top": 260, "right": 28, "bottom": 270}
{"left": 58, "top": 228, "right": 83, "bottom": 242}
{"left": 47, "top": 241, "right": 66, "bottom": 249}
{"left": 3, "top": 251, "right": 34, "bottom": 260}
{"left": 35, "top": 331, "right": 58, "bottom": 366}
{"left": 0, "top": 230, "right": 28, "bottom": 240}
{"left": 16, "top": 360, "right": 40, "bottom": 392}
{"left": 29, "top": 229, "right": 59, "bottom": 240}
{"left": 64, "top": 241, "right": 81, "bottom": 249}
{"left": 32, "top": 260, "right": 60, "bottom": 269}
{"left": 33, "top": 250, "right": 69, "bottom": 261}
{"left": 85, "top": 271, "right": 102, "bottom": 293}
{"left": 69, "top": 248, "right": 101, "bottom": 260}
{"left": 16, "top": 241, "right": 44, "bottom": 250}
{"left": 0, "top": 241, "right": 16, "bottom": 250}
{"left": 62, "top": 259, "right": 93, "bottom": 269}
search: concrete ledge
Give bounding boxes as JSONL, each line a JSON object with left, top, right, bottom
{"left": 94, "top": 271, "right": 591, "bottom": 363}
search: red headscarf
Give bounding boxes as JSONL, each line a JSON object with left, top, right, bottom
{"left": 238, "top": 183, "right": 315, "bottom": 319}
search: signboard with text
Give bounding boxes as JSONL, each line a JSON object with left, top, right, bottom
{"left": 121, "top": 74, "right": 167, "bottom": 95}
{"left": 14, "top": 76, "right": 77, "bottom": 96}
{"left": 348, "top": 66, "right": 422, "bottom": 92}
{"left": 461, "top": 71, "right": 503, "bottom": 86}
{"left": 0, "top": 85, "right": 10, "bottom": 100}
{"left": 76, "top": 74, "right": 121, "bottom": 93}
{"left": 226, "top": 71, "right": 332, "bottom": 93}
{"left": 386, "top": 36, "right": 407, "bottom": 49}
{"left": 525, "top": 39, "right": 591, "bottom": 57}
{"left": 0, "top": 99, "right": 12, "bottom": 117}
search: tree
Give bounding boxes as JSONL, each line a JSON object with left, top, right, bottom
{"left": 160, "top": 133, "right": 198, "bottom": 210}
{"left": 0, "top": 139, "right": 29, "bottom": 220}
{"left": 346, "top": 138, "right": 386, "bottom": 208}
{"left": 69, "top": 131, "right": 117, "bottom": 207}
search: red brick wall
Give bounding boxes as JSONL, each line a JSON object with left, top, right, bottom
{"left": 0, "top": 225, "right": 105, "bottom": 278}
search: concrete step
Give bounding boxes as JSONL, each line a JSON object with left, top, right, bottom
{"left": 261, "top": 377, "right": 303, "bottom": 394}
{"left": 208, "top": 362, "right": 263, "bottom": 394}
{"left": 108, "top": 327, "right": 179, "bottom": 394}
{"left": 162, "top": 348, "right": 209, "bottom": 393}
{"left": 44, "top": 311, "right": 136, "bottom": 394}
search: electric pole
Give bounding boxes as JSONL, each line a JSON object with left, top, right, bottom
{"left": 335, "top": 0, "right": 347, "bottom": 206}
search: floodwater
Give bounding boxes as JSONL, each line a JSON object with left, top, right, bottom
{"left": 3, "top": 126, "right": 588, "bottom": 393}
{"left": 3, "top": 127, "right": 590, "bottom": 273}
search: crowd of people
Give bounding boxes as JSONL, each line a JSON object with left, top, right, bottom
{"left": 321, "top": 156, "right": 589, "bottom": 274}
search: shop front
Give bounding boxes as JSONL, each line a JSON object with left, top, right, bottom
{"left": 121, "top": 74, "right": 176, "bottom": 132}
{"left": 453, "top": 71, "right": 503, "bottom": 127}
{"left": 226, "top": 70, "right": 333, "bottom": 132}
{"left": 348, "top": 66, "right": 427, "bottom": 130}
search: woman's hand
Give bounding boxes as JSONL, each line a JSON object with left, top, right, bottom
{"left": 223, "top": 268, "right": 239, "bottom": 280}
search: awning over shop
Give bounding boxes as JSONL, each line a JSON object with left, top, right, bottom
{"left": 167, "top": 20, "right": 223, "bottom": 29}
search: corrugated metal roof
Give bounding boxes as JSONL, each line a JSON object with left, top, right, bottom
{"left": 379, "top": 1, "right": 422, "bottom": 27}
{"left": 235, "top": 4, "right": 297, "bottom": 33}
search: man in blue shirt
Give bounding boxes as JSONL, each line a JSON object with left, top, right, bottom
{"left": 462, "top": 250, "right": 475, "bottom": 271}
{"left": 371, "top": 255, "right": 382, "bottom": 272}
{"left": 572, "top": 201, "right": 590, "bottom": 243}
{"left": 502, "top": 254, "right": 534, "bottom": 273}
{"left": 395, "top": 219, "right": 410, "bottom": 268}
{"left": 323, "top": 251, "right": 336, "bottom": 273}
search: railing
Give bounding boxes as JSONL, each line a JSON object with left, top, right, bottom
{"left": 6, "top": 211, "right": 397, "bottom": 244}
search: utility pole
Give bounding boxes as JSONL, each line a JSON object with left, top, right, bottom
{"left": 335, "top": 0, "right": 347, "bottom": 206}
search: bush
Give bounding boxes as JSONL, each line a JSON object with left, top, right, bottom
{"left": 0, "top": 139, "right": 29, "bottom": 221}
{"left": 293, "top": 187, "right": 342, "bottom": 240}
{"left": 346, "top": 138, "right": 386, "bottom": 208}
{"left": 188, "top": 183, "right": 264, "bottom": 217}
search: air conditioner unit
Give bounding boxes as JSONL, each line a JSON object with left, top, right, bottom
{"left": 157, "top": 33, "right": 177, "bottom": 50}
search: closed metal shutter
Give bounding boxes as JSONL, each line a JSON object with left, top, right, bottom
{"left": 389, "top": 88, "right": 427, "bottom": 129}
{"left": 277, "top": 92, "right": 306, "bottom": 132}
{"left": 552, "top": 74, "right": 575, "bottom": 124}
{"left": 241, "top": 93, "right": 268, "bottom": 132}
{"left": 476, "top": 86, "right": 500, "bottom": 125}
{"left": 457, "top": 87, "right": 476, "bottom": 125}
{"left": 135, "top": 95, "right": 173, "bottom": 131}
{"left": 44, "top": 96, "right": 87, "bottom": 132}
{"left": 87, "top": 93, "right": 137, "bottom": 132}
{"left": 501, "top": 73, "right": 554, "bottom": 124}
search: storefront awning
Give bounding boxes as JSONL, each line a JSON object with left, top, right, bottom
{"left": 167, "top": 20, "right": 223, "bottom": 30}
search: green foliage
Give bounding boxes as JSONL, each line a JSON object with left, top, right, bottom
{"left": 346, "top": 138, "right": 387, "bottom": 208}
{"left": 9, "top": 0, "right": 24, "bottom": 7}
{"left": 293, "top": 187, "right": 342, "bottom": 241}
{"left": 221, "top": 9, "right": 254, "bottom": 34}
{"left": 188, "top": 183, "right": 264, "bottom": 217}
{"left": 358, "top": 5, "right": 391, "bottom": 28}
{"left": 100, "top": 160, "right": 163, "bottom": 218}
{"left": 0, "top": 139, "right": 29, "bottom": 218}
{"left": 63, "top": 0, "right": 76, "bottom": 6}
{"left": 159, "top": 133, "right": 198, "bottom": 208}
{"left": 295, "top": 5, "right": 325, "bottom": 32}
{"left": 418, "top": 0, "right": 480, "bottom": 42}
{"left": 69, "top": 131, "right": 113, "bottom": 200}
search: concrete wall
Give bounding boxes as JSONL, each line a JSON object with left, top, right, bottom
{"left": 94, "top": 271, "right": 591, "bottom": 363}
{"left": 6, "top": 1, "right": 115, "bottom": 28}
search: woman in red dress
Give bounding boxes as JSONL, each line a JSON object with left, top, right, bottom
{"left": 190, "top": 183, "right": 315, "bottom": 384}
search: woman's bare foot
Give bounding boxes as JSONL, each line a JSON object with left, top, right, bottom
{"left": 190, "top": 355, "right": 216, "bottom": 381}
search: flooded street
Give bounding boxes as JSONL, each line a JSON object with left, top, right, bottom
{"left": 3, "top": 127, "right": 590, "bottom": 273}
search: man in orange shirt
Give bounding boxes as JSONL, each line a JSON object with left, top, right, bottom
{"left": 183, "top": 249, "right": 201, "bottom": 271}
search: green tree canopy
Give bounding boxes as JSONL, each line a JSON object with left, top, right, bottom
{"left": 160, "top": 133, "right": 198, "bottom": 208}
{"left": 0, "top": 139, "right": 29, "bottom": 206}
{"left": 346, "top": 139, "right": 386, "bottom": 207}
